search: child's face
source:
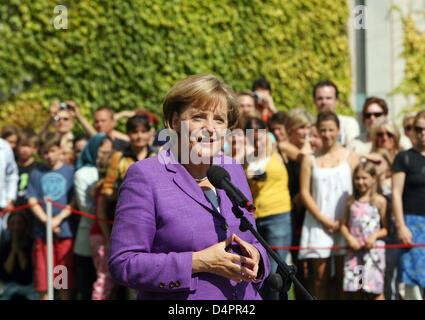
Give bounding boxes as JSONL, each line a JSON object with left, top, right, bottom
{"left": 17, "top": 142, "right": 37, "bottom": 162}
{"left": 354, "top": 170, "right": 375, "bottom": 195}
{"left": 128, "top": 125, "right": 151, "bottom": 149}
{"left": 42, "top": 145, "right": 62, "bottom": 168}
{"left": 5, "top": 134, "right": 18, "bottom": 150}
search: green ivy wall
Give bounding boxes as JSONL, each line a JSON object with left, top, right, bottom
{"left": 393, "top": 11, "right": 425, "bottom": 112}
{"left": 0, "top": 0, "right": 352, "bottom": 131}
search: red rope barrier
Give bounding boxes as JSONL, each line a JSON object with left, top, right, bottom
{"left": 0, "top": 201, "right": 44, "bottom": 216}
{"left": 45, "top": 199, "right": 114, "bottom": 225}
{"left": 4, "top": 202, "right": 425, "bottom": 246}
{"left": 270, "top": 243, "right": 425, "bottom": 251}
{"left": 0, "top": 199, "right": 114, "bottom": 225}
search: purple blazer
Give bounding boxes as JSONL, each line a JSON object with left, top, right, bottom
{"left": 108, "top": 149, "right": 270, "bottom": 300}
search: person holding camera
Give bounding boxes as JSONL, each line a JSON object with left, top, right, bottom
{"left": 252, "top": 78, "right": 278, "bottom": 124}
{"left": 37, "top": 101, "right": 97, "bottom": 165}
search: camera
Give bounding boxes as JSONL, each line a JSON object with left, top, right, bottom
{"left": 59, "top": 102, "right": 68, "bottom": 110}
{"left": 252, "top": 92, "right": 262, "bottom": 101}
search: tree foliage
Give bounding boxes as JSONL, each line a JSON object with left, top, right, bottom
{"left": 0, "top": 0, "right": 352, "bottom": 131}
{"left": 392, "top": 10, "right": 425, "bottom": 113}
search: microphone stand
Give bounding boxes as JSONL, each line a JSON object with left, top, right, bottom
{"left": 231, "top": 204, "right": 315, "bottom": 300}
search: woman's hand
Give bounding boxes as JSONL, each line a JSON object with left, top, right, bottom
{"left": 364, "top": 234, "right": 377, "bottom": 249}
{"left": 53, "top": 226, "right": 61, "bottom": 236}
{"left": 347, "top": 236, "right": 362, "bottom": 251}
{"left": 300, "top": 139, "right": 312, "bottom": 155}
{"left": 232, "top": 234, "right": 261, "bottom": 280}
{"left": 321, "top": 217, "right": 340, "bottom": 233}
{"left": 397, "top": 225, "right": 413, "bottom": 245}
{"left": 192, "top": 234, "right": 259, "bottom": 283}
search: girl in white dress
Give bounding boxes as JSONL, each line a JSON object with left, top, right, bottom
{"left": 299, "top": 111, "right": 359, "bottom": 300}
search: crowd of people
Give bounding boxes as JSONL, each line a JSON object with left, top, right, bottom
{"left": 0, "top": 75, "right": 424, "bottom": 300}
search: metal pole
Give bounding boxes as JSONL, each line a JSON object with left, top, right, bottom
{"left": 45, "top": 197, "right": 54, "bottom": 300}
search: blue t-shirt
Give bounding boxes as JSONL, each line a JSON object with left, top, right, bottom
{"left": 26, "top": 163, "right": 75, "bottom": 239}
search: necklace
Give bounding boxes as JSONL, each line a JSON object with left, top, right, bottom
{"left": 194, "top": 176, "right": 208, "bottom": 182}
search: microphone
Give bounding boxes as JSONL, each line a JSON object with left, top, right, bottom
{"left": 207, "top": 165, "right": 256, "bottom": 212}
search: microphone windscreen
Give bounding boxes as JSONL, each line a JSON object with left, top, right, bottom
{"left": 207, "top": 165, "right": 230, "bottom": 189}
{"left": 268, "top": 273, "right": 283, "bottom": 292}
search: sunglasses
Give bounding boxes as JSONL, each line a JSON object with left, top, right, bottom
{"left": 364, "top": 112, "right": 384, "bottom": 119}
{"left": 376, "top": 131, "right": 394, "bottom": 138}
{"left": 54, "top": 116, "right": 71, "bottom": 122}
{"left": 414, "top": 126, "right": 425, "bottom": 134}
{"left": 404, "top": 125, "right": 413, "bottom": 131}
{"left": 368, "top": 159, "right": 382, "bottom": 165}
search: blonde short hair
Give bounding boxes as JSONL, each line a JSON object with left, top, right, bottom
{"left": 371, "top": 118, "right": 402, "bottom": 152}
{"left": 162, "top": 74, "right": 240, "bottom": 129}
{"left": 285, "top": 108, "right": 314, "bottom": 133}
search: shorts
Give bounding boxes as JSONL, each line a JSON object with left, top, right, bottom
{"left": 32, "top": 237, "right": 76, "bottom": 292}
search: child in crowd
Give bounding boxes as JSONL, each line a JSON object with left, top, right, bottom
{"left": 367, "top": 148, "right": 401, "bottom": 300}
{"left": 73, "top": 134, "right": 112, "bottom": 300}
{"left": 1, "top": 125, "right": 19, "bottom": 155}
{"left": 15, "top": 128, "right": 41, "bottom": 207}
{"left": 0, "top": 211, "right": 38, "bottom": 300}
{"left": 340, "top": 161, "right": 389, "bottom": 300}
{"left": 95, "top": 115, "right": 156, "bottom": 300}
{"left": 26, "top": 132, "right": 76, "bottom": 300}
{"left": 89, "top": 136, "right": 115, "bottom": 300}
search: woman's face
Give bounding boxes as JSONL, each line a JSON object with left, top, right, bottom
{"left": 252, "top": 129, "right": 268, "bottom": 154}
{"left": 230, "top": 129, "right": 246, "bottom": 157}
{"left": 414, "top": 118, "right": 425, "bottom": 149}
{"left": 375, "top": 126, "right": 395, "bottom": 153}
{"left": 173, "top": 103, "right": 228, "bottom": 162}
{"left": 129, "top": 125, "right": 151, "bottom": 149}
{"left": 309, "top": 126, "right": 323, "bottom": 151}
{"left": 318, "top": 120, "right": 340, "bottom": 149}
{"left": 363, "top": 103, "right": 386, "bottom": 132}
{"left": 74, "top": 139, "right": 87, "bottom": 161}
{"left": 289, "top": 123, "right": 311, "bottom": 148}
{"left": 97, "top": 139, "right": 113, "bottom": 167}
{"left": 270, "top": 123, "right": 287, "bottom": 143}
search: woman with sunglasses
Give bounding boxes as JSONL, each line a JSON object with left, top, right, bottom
{"left": 392, "top": 110, "right": 425, "bottom": 300}
{"left": 348, "top": 97, "right": 411, "bottom": 155}
{"left": 371, "top": 118, "right": 404, "bottom": 161}
{"left": 402, "top": 112, "right": 417, "bottom": 147}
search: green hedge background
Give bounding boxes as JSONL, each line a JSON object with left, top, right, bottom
{"left": 0, "top": 0, "right": 352, "bottom": 132}
{"left": 392, "top": 10, "right": 425, "bottom": 113}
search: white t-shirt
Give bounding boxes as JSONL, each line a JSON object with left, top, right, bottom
{"left": 338, "top": 115, "right": 360, "bottom": 147}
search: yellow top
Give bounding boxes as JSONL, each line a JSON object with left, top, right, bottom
{"left": 248, "top": 151, "right": 291, "bottom": 219}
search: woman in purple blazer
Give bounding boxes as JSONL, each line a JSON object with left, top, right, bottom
{"left": 108, "top": 74, "right": 270, "bottom": 300}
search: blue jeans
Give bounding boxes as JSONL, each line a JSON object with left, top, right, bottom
{"left": 255, "top": 211, "right": 292, "bottom": 300}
